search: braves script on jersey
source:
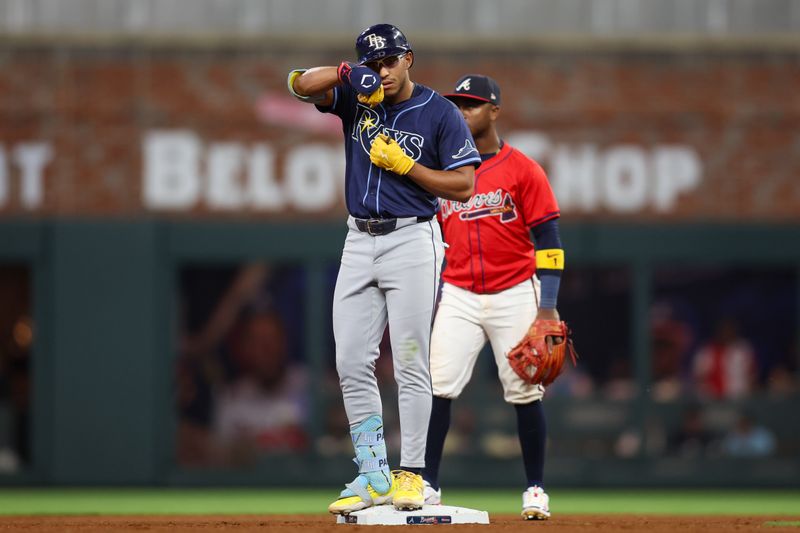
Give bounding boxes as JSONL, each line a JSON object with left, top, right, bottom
{"left": 439, "top": 142, "right": 560, "bottom": 293}
{"left": 319, "top": 84, "right": 481, "bottom": 218}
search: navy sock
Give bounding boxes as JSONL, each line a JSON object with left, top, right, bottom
{"left": 515, "top": 400, "right": 546, "bottom": 489}
{"left": 422, "top": 396, "right": 452, "bottom": 490}
{"left": 400, "top": 466, "right": 423, "bottom": 475}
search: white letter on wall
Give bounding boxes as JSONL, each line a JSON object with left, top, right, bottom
{"left": 602, "top": 146, "right": 648, "bottom": 212}
{"left": 551, "top": 144, "right": 598, "bottom": 211}
{"left": 284, "top": 145, "right": 337, "bottom": 211}
{"left": 247, "top": 144, "right": 285, "bottom": 210}
{"left": 206, "top": 143, "right": 244, "bottom": 209}
{"left": 653, "top": 147, "right": 701, "bottom": 212}
{"left": 0, "top": 147, "right": 7, "bottom": 207}
{"left": 505, "top": 132, "right": 552, "bottom": 162}
{"left": 143, "top": 131, "right": 201, "bottom": 209}
{"left": 14, "top": 143, "right": 53, "bottom": 209}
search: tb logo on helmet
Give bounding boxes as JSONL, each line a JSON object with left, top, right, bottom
{"left": 366, "top": 34, "right": 387, "bottom": 49}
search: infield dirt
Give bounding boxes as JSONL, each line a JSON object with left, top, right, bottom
{"left": 1, "top": 514, "right": 798, "bottom": 532}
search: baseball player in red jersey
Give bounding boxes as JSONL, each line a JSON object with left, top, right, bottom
{"left": 422, "top": 75, "right": 566, "bottom": 520}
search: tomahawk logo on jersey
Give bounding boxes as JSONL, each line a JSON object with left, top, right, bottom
{"left": 319, "top": 83, "right": 480, "bottom": 219}
{"left": 438, "top": 142, "right": 560, "bottom": 293}
{"left": 440, "top": 188, "right": 518, "bottom": 223}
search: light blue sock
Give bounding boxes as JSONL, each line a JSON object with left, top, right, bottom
{"left": 339, "top": 414, "right": 392, "bottom": 498}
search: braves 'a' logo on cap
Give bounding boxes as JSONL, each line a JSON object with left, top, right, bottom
{"left": 366, "top": 34, "right": 387, "bottom": 49}
{"left": 456, "top": 78, "right": 471, "bottom": 92}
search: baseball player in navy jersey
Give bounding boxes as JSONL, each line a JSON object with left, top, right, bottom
{"left": 422, "top": 75, "right": 566, "bottom": 520}
{"left": 288, "top": 25, "right": 481, "bottom": 514}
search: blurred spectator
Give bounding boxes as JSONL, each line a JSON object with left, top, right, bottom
{"left": 720, "top": 411, "right": 776, "bottom": 458}
{"left": 481, "top": 430, "right": 521, "bottom": 459}
{"left": 0, "top": 266, "right": 32, "bottom": 472}
{"left": 766, "top": 364, "right": 798, "bottom": 397}
{"left": 177, "top": 307, "right": 308, "bottom": 466}
{"left": 315, "top": 393, "right": 352, "bottom": 458}
{"left": 180, "top": 264, "right": 270, "bottom": 358}
{"left": 601, "top": 357, "right": 636, "bottom": 400}
{"left": 667, "top": 404, "right": 718, "bottom": 458}
{"left": 650, "top": 303, "right": 693, "bottom": 401}
{"left": 176, "top": 264, "right": 309, "bottom": 467}
{"left": 212, "top": 308, "right": 308, "bottom": 455}
{"left": 614, "top": 417, "right": 668, "bottom": 458}
{"left": 692, "top": 318, "right": 758, "bottom": 399}
{"left": 443, "top": 408, "right": 479, "bottom": 455}
{"left": 175, "top": 355, "right": 217, "bottom": 466}
{"left": 544, "top": 364, "right": 595, "bottom": 398}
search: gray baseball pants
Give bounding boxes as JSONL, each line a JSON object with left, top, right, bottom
{"left": 333, "top": 215, "right": 444, "bottom": 468}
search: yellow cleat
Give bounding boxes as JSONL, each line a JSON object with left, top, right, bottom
{"left": 328, "top": 474, "right": 396, "bottom": 515}
{"left": 392, "top": 470, "right": 424, "bottom": 511}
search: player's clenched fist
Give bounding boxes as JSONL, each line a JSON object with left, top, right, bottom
{"left": 338, "top": 61, "right": 384, "bottom": 108}
{"left": 369, "top": 134, "right": 415, "bottom": 175}
{"left": 356, "top": 85, "right": 384, "bottom": 108}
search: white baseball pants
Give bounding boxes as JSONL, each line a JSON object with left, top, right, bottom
{"left": 430, "top": 278, "right": 545, "bottom": 404}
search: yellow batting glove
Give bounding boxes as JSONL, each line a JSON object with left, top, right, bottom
{"left": 357, "top": 85, "right": 384, "bottom": 108}
{"left": 369, "top": 134, "right": 415, "bottom": 175}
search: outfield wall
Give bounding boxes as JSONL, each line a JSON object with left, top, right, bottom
{"left": 0, "top": 38, "right": 799, "bottom": 487}
{"left": 1, "top": 220, "right": 798, "bottom": 487}
{"left": 0, "top": 46, "right": 798, "bottom": 221}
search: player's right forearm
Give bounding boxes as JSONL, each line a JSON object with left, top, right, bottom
{"left": 407, "top": 164, "right": 474, "bottom": 202}
{"left": 291, "top": 66, "right": 339, "bottom": 97}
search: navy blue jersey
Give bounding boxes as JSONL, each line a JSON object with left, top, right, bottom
{"left": 318, "top": 83, "right": 481, "bottom": 219}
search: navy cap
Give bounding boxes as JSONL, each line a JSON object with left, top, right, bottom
{"left": 443, "top": 74, "right": 501, "bottom": 106}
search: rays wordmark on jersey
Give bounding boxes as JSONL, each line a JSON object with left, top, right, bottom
{"left": 441, "top": 188, "right": 518, "bottom": 223}
{"left": 352, "top": 105, "right": 424, "bottom": 161}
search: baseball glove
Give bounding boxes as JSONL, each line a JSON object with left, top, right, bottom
{"left": 507, "top": 319, "right": 578, "bottom": 386}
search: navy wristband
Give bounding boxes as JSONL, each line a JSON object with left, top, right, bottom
{"left": 538, "top": 271, "right": 561, "bottom": 309}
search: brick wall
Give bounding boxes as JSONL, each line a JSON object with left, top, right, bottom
{"left": 0, "top": 45, "right": 797, "bottom": 221}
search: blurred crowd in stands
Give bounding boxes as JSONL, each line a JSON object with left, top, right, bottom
{"left": 549, "top": 266, "right": 799, "bottom": 403}
{"left": 0, "top": 261, "right": 796, "bottom": 472}
{"left": 0, "top": 266, "right": 32, "bottom": 473}
{"left": 171, "top": 263, "right": 799, "bottom": 467}
{"left": 175, "top": 263, "right": 310, "bottom": 467}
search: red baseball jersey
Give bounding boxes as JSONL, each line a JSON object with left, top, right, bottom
{"left": 438, "top": 142, "right": 560, "bottom": 294}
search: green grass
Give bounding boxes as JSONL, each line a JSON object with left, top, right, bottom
{"left": 0, "top": 488, "right": 798, "bottom": 516}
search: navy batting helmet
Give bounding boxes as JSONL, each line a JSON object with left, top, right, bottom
{"left": 355, "top": 23, "right": 412, "bottom": 65}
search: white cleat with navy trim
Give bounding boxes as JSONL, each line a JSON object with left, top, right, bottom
{"left": 423, "top": 480, "right": 442, "bottom": 505}
{"left": 521, "top": 485, "right": 550, "bottom": 520}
